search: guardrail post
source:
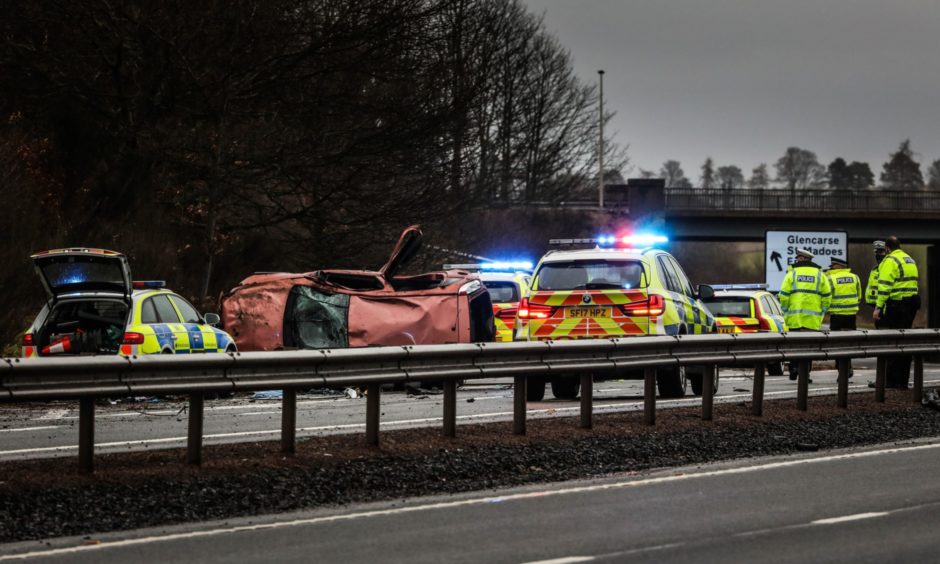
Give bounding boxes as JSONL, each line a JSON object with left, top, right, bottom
{"left": 187, "top": 392, "right": 204, "bottom": 465}
{"left": 644, "top": 367, "right": 656, "bottom": 425}
{"left": 837, "top": 359, "right": 849, "bottom": 409}
{"left": 875, "top": 357, "right": 886, "bottom": 402}
{"left": 443, "top": 379, "right": 457, "bottom": 437}
{"left": 513, "top": 376, "right": 526, "bottom": 435}
{"left": 752, "top": 362, "right": 765, "bottom": 416}
{"left": 797, "top": 360, "right": 809, "bottom": 411}
{"left": 281, "top": 388, "right": 297, "bottom": 454}
{"left": 366, "top": 383, "right": 381, "bottom": 446}
{"left": 702, "top": 365, "right": 715, "bottom": 421}
{"left": 78, "top": 398, "right": 94, "bottom": 475}
{"left": 913, "top": 355, "right": 924, "bottom": 403}
{"left": 580, "top": 374, "right": 593, "bottom": 429}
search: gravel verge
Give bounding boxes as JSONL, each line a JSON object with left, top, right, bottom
{"left": 2, "top": 389, "right": 939, "bottom": 543}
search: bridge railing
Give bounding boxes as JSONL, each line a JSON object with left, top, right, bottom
{"left": 2, "top": 329, "right": 937, "bottom": 474}
{"left": 665, "top": 187, "right": 940, "bottom": 213}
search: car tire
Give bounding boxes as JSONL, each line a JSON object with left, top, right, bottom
{"left": 550, "top": 375, "right": 580, "bottom": 400}
{"left": 689, "top": 367, "right": 719, "bottom": 396}
{"left": 767, "top": 362, "right": 784, "bottom": 376}
{"left": 526, "top": 376, "right": 547, "bottom": 402}
{"left": 657, "top": 365, "right": 687, "bottom": 398}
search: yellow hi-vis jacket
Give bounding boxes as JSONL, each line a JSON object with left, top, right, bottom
{"left": 865, "top": 265, "right": 879, "bottom": 306}
{"left": 876, "top": 249, "right": 919, "bottom": 309}
{"left": 826, "top": 267, "right": 861, "bottom": 316}
{"left": 779, "top": 262, "right": 832, "bottom": 330}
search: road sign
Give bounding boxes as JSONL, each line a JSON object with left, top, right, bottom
{"left": 765, "top": 230, "right": 847, "bottom": 292}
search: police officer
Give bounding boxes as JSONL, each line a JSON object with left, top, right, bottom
{"left": 865, "top": 240, "right": 887, "bottom": 328}
{"left": 873, "top": 236, "right": 920, "bottom": 388}
{"left": 780, "top": 248, "right": 833, "bottom": 380}
{"left": 826, "top": 256, "right": 861, "bottom": 330}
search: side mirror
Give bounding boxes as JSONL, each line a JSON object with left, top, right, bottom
{"left": 203, "top": 313, "right": 221, "bottom": 327}
{"left": 697, "top": 284, "right": 715, "bottom": 300}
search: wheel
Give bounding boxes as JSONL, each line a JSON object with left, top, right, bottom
{"left": 550, "top": 375, "right": 581, "bottom": 400}
{"left": 767, "top": 362, "right": 784, "bottom": 376}
{"left": 689, "top": 366, "right": 719, "bottom": 396}
{"left": 526, "top": 376, "right": 547, "bottom": 401}
{"left": 656, "top": 365, "right": 687, "bottom": 398}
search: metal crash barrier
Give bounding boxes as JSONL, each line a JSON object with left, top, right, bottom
{"left": 2, "top": 329, "right": 938, "bottom": 474}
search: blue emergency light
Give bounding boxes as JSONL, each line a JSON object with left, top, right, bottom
{"left": 132, "top": 280, "right": 167, "bottom": 289}
{"left": 480, "top": 261, "right": 533, "bottom": 271}
{"left": 711, "top": 283, "right": 768, "bottom": 291}
{"left": 595, "top": 233, "right": 669, "bottom": 248}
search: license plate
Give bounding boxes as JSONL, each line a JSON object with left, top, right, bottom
{"left": 567, "top": 306, "right": 611, "bottom": 318}
{"left": 718, "top": 326, "right": 736, "bottom": 334}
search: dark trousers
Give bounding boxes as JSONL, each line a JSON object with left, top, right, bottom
{"left": 829, "top": 314, "right": 857, "bottom": 331}
{"left": 881, "top": 297, "right": 919, "bottom": 388}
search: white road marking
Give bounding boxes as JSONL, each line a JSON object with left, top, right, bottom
{"left": 523, "top": 557, "right": 594, "bottom": 564}
{"left": 34, "top": 409, "right": 69, "bottom": 420}
{"left": 3, "top": 441, "right": 938, "bottom": 561}
{"left": 811, "top": 512, "right": 889, "bottom": 525}
{"left": 0, "top": 426, "right": 63, "bottom": 434}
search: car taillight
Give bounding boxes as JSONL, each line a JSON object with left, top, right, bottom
{"left": 122, "top": 332, "right": 145, "bottom": 345}
{"left": 622, "top": 294, "right": 665, "bottom": 316}
{"left": 754, "top": 300, "right": 772, "bottom": 331}
{"left": 496, "top": 307, "right": 518, "bottom": 321}
{"left": 22, "top": 333, "right": 34, "bottom": 346}
{"left": 518, "top": 298, "right": 553, "bottom": 319}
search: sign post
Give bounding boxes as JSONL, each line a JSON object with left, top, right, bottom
{"left": 765, "top": 230, "right": 848, "bottom": 292}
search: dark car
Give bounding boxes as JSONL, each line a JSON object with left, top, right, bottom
{"left": 219, "top": 226, "right": 495, "bottom": 350}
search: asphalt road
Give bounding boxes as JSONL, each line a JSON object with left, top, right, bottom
{"left": 4, "top": 439, "right": 939, "bottom": 563}
{"left": 0, "top": 360, "right": 937, "bottom": 461}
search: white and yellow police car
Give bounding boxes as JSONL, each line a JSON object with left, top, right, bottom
{"left": 518, "top": 234, "right": 716, "bottom": 400}
{"left": 22, "top": 248, "right": 235, "bottom": 357}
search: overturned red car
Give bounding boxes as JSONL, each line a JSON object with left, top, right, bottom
{"left": 219, "top": 226, "right": 495, "bottom": 350}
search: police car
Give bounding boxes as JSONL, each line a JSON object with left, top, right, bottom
{"left": 702, "top": 283, "right": 786, "bottom": 375}
{"left": 22, "top": 248, "right": 235, "bottom": 357}
{"left": 519, "top": 235, "right": 716, "bottom": 400}
{"left": 444, "top": 261, "right": 532, "bottom": 342}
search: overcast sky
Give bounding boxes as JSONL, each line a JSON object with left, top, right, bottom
{"left": 525, "top": 0, "right": 940, "bottom": 182}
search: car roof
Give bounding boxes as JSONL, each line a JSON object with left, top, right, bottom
{"left": 537, "top": 247, "right": 661, "bottom": 264}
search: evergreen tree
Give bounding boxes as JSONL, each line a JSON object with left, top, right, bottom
{"left": 925, "top": 159, "right": 940, "bottom": 190}
{"left": 847, "top": 161, "right": 874, "bottom": 190}
{"left": 880, "top": 140, "right": 924, "bottom": 190}
{"left": 700, "top": 157, "right": 715, "bottom": 189}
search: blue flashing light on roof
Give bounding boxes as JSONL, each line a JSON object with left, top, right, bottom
{"left": 712, "top": 283, "right": 768, "bottom": 291}
{"left": 595, "top": 233, "right": 667, "bottom": 248}
{"left": 596, "top": 235, "right": 617, "bottom": 247}
{"left": 480, "top": 261, "right": 533, "bottom": 272}
{"left": 133, "top": 280, "right": 167, "bottom": 289}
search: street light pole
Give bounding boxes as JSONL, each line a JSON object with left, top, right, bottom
{"left": 598, "top": 69, "right": 605, "bottom": 209}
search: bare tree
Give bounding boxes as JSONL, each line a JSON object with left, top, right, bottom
{"left": 927, "top": 159, "right": 940, "bottom": 190}
{"left": 747, "top": 164, "right": 769, "bottom": 189}
{"left": 716, "top": 165, "right": 744, "bottom": 189}
{"left": 660, "top": 160, "right": 691, "bottom": 188}
{"left": 774, "top": 147, "right": 826, "bottom": 191}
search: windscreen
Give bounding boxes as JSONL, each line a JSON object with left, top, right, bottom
{"left": 536, "top": 260, "right": 647, "bottom": 291}
{"left": 483, "top": 281, "right": 518, "bottom": 303}
{"left": 704, "top": 297, "right": 752, "bottom": 317}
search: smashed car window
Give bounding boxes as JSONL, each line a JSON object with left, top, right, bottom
{"left": 284, "top": 286, "right": 350, "bottom": 349}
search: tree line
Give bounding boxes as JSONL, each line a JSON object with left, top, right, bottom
{"left": 0, "top": 0, "right": 626, "bottom": 348}
{"left": 650, "top": 140, "right": 940, "bottom": 191}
